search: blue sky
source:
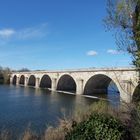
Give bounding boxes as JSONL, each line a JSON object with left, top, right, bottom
{"left": 0, "top": 0, "right": 132, "bottom": 70}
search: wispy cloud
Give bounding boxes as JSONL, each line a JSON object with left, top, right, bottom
{"left": 17, "top": 23, "right": 48, "bottom": 40}
{"left": 87, "top": 50, "right": 98, "bottom": 56}
{"left": 0, "top": 29, "right": 15, "bottom": 38}
{"left": 107, "top": 49, "right": 120, "bottom": 55}
{"left": 0, "top": 23, "right": 48, "bottom": 43}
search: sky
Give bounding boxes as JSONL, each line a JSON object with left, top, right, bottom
{"left": 0, "top": 0, "right": 132, "bottom": 70}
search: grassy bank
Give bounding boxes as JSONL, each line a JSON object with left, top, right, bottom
{"left": 0, "top": 101, "right": 140, "bottom": 140}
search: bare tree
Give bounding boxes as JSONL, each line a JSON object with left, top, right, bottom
{"left": 104, "top": 0, "right": 140, "bottom": 67}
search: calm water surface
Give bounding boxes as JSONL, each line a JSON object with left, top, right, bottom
{"left": 0, "top": 85, "right": 96, "bottom": 134}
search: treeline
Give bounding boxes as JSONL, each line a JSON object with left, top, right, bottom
{"left": 0, "top": 67, "right": 11, "bottom": 84}
{"left": 0, "top": 67, "right": 30, "bottom": 84}
{"left": 13, "top": 68, "right": 30, "bottom": 72}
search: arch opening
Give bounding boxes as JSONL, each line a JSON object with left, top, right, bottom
{"left": 12, "top": 75, "right": 17, "bottom": 85}
{"left": 132, "top": 84, "right": 140, "bottom": 103}
{"left": 57, "top": 75, "right": 76, "bottom": 93}
{"left": 40, "top": 75, "right": 51, "bottom": 89}
{"left": 84, "top": 74, "right": 120, "bottom": 102}
{"left": 0, "top": 73, "right": 4, "bottom": 84}
{"left": 19, "top": 75, "right": 25, "bottom": 85}
{"left": 28, "top": 75, "right": 35, "bottom": 87}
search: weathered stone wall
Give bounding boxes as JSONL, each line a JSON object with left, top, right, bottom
{"left": 10, "top": 68, "right": 139, "bottom": 103}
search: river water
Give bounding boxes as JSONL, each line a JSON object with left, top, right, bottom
{"left": 0, "top": 84, "right": 119, "bottom": 136}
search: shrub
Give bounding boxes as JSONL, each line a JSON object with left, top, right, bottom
{"left": 65, "top": 113, "right": 130, "bottom": 140}
{"left": 44, "top": 126, "right": 65, "bottom": 140}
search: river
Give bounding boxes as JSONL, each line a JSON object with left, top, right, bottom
{"left": 0, "top": 84, "right": 119, "bottom": 136}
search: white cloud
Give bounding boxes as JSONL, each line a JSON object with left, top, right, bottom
{"left": 0, "top": 29, "right": 15, "bottom": 38}
{"left": 87, "top": 50, "right": 98, "bottom": 56}
{"left": 107, "top": 49, "right": 120, "bottom": 54}
{"left": 17, "top": 23, "right": 48, "bottom": 40}
{"left": 0, "top": 23, "right": 48, "bottom": 42}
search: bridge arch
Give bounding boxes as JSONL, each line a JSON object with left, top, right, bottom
{"left": 19, "top": 75, "right": 25, "bottom": 85}
{"left": 57, "top": 74, "right": 76, "bottom": 93}
{"left": 28, "top": 75, "right": 36, "bottom": 87}
{"left": 40, "top": 75, "right": 52, "bottom": 88}
{"left": 12, "top": 75, "right": 17, "bottom": 85}
{"left": 84, "top": 74, "right": 120, "bottom": 100}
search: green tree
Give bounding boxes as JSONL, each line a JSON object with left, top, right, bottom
{"left": 104, "top": 0, "right": 140, "bottom": 67}
{"left": 0, "top": 66, "right": 11, "bottom": 84}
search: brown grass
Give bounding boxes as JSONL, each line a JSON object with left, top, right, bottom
{"left": 22, "top": 128, "right": 39, "bottom": 140}
{"left": 0, "top": 130, "right": 12, "bottom": 140}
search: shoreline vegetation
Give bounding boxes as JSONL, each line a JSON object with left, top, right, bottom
{"left": 0, "top": 67, "right": 11, "bottom": 84}
{"left": 0, "top": 67, "right": 30, "bottom": 85}
{"left": 0, "top": 101, "right": 140, "bottom": 140}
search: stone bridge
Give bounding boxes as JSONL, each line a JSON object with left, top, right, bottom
{"left": 10, "top": 67, "right": 140, "bottom": 103}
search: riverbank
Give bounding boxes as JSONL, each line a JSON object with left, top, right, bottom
{"left": 0, "top": 85, "right": 139, "bottom": 140}
{"left": 0, "top": 101, "right": 139, "bottom": 140}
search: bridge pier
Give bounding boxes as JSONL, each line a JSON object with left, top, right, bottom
{"left": 76, "top": 79, "right": 84, "bottom": 95}
{"left": 119, "top": 80, "right": 133, "bottom": 103}
{"left": 16, "top": 77, "right": 20, "bottom": 85}
{"left": 35, "top": 77, "right": 40, "bottom": 88}
{"left": 51, "top": 78, "right": 57, "bottom": 91}
{"left": 24, "top": 77, "right": 28, "bottom": 87}
{"left": 10, "top": 77, "right": 13, "bottom": 84}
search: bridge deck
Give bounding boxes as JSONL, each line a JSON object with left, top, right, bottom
{"left": 12, "top": 67, "right": 139, "bottom": 74}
